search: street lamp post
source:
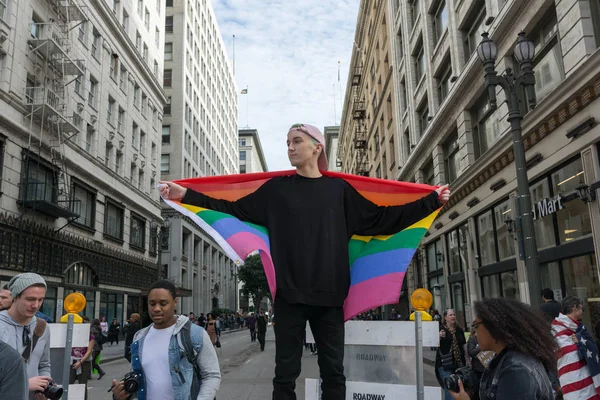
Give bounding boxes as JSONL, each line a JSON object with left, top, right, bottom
{"left": 151, "top": 218, "right": 171, "bottom": 280}
{"left": 477, "top": 32, "right": 541, "bottom": 306}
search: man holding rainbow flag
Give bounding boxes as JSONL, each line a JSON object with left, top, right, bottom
{"left": 159, "top": 123, "right": 449, "bottom": 400}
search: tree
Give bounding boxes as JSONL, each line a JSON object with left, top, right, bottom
{"left": 237, "top": 254, "right": 270, "bottom": 313}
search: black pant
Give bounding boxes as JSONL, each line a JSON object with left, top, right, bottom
{"left": 92, "top": 350, "right": 104, "bottom": 376}
{"left": 272, "top": 297, "right": 345, "bottom": 400}
{"left": 258, "top": 329, "right": 266, "bottom": 350}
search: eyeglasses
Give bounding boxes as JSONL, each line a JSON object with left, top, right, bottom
{"left": 471, "top": 321, "right": 483, "bottom": 331}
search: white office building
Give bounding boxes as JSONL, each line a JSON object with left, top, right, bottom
{"left": 160, "top": 0, "right": 239, "bottom": 315}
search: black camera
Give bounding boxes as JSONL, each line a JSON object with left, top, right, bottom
{"left": 122, "top": 371, "right": 141, "bottom": 393}
{"left": 40, "top": 380, "right": 63, "bottom": 400}
{"left": 444, "top": 367, "right": 479, "bottom": 393}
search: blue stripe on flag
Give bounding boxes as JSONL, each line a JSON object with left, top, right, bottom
{"left": 350, "top": 248, "right": 416, "bottom": 285}
{"left": 211, "top": 217, "right": 271, "bottom": 248}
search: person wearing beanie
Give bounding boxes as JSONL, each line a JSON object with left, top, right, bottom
{"left": 159, "top": 123, "right": 451, "bottom": 399}
{"left": 0, "top": 273, "right": 54, "bottom": 400}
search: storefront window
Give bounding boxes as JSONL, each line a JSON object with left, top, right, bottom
{"left": 478, "top": 210, "right": 495, "bottom": 265}
{"left": 459, "top": 225, "right": 469, "bottom": 271}
{"left": 428, "top": 274, "right": 447, "bottom": 312}
{"left": 494, "top": 199, "right": 516, "bottom": 260}
{"left": 551, "top": 158, "right": 592, "bottom": 243}
{"left": 426, "top": 240, "right": 443, "bottom": 272}
{"left": 451, "top": 281, "right": 466, "bottom": 328}
{"left": 540, "top": 261, "right": 562, "bottom": 300}
{"left": 448, "top": 230, "right": 461, "bottom": 274}
{"left": 100, "top": 293, "right": 125, "bottom": 324}
{"left": 482, "top": 275, "right": 501, "bottom": 298}
{"left": 564, "top": 254, "right": 599, "bottom": 330}
{"left": 40, "top": 286, "right": 57, "bottom": 321}
{"left": 500, "top": 271, "right": 519, "bottom": 301}
{"left": 530, "top": 178, "right": 555, "bottom": 249}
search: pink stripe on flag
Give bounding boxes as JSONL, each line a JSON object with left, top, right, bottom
{"left": 224, "top": 231, "right": 277, "bottom": 299}
{"left": 343, "top": 272, "right": 406, "bottom": 320}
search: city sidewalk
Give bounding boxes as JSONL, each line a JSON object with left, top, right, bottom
{"left": 98, "top": 327, "right": 246, "bottom": 364}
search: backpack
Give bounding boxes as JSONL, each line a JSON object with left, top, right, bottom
{"left": 179, "top": 320, "right": 202, "bottom": 399}
{"left": 94, "top": 329, "right": 107, "bottom": 345}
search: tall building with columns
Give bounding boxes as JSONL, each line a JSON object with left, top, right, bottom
{"left": 385, "top": 0, "right": 600, "bottom": 329}
{"left": 160, "top": 0, "right": 238, "bottom": 315}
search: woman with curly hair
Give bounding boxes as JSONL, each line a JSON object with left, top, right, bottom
{"left": 450, "top": 298, "right": 555, "bottom": 400}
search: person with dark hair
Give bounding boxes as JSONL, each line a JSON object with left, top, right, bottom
{"left": 257, "top": 309, "right": 268, "bottom": 351}
{"left": 436, "top": 308, "right": 467, "bottom": 400}
{"left": 450, "top": 298, "right": 554, "bottom": 400}
{"left": 112, "top": 279, "right": 220, "bottom": 400}
{"left": 540, "top": 288, "right": 561, "bottom": 322}
{"left": 90, "top": 318, "right": 106, "bottom": 380}
{"left": 159, "top": 123, "right": 450, "bottom": 399}
{"left": 0, "top": 285, "right": 11, "bottom": 311}
{"left": 124, "top": 313, "right": 141, "bottom": 362}
{"left": 552, "top": 295, "right": 600, "bottom": 399}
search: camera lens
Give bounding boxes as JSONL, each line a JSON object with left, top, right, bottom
{"left": 124, "top": 378, "right": 139, "bottom": 393}
{"left": 43, "top": 384, "right": 63, "bottom": 400}
{"left": 444, "top": 375, "right": 459, "bottom": 393}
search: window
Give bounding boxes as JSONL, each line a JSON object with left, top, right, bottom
{"left": 136, "top": 31, "right": 142, "bottom": 50}
{"left": 521, "top": 9, "right": 564, "bottom": 109}
{"left": 163, "top": 69, "right": 172, "bottom": 86}
{"left": 471, "top": 92, "right": 508, "bottom": 158}
{"left": 162, "top": 125, "right": 171, "bottom": 143}
{"left": 130, "top": 214, "right": 146, "bottom": 249}
{"left": 437, "top": 60, "right": 452, "bottom": 105}
{"left": 530, "top": 178, "right": 555, "bottom": 249}
{"left": 418, "top": 101, "right": 429, "bottom": 136}
{"left": 462, "top": 2, "right": 486, "bottom": 62}
{"left": 592, "top": 0, "right": 600, "bottom": 48}
{"left": 92, "top": 28, "right": 101, "bottom": 60}
{"left": 161, "top": 154, "right": 170, "bottom": 173}
{"left": 447, "top": 224, "right": 468, "bottom": 274}
{"left": 140, "top": 130, "right": 146, "bottom": 154}
{"left": 155, "top": 27, "right": 160, "bottom": 46}
{"left": 133, "top": 85, "right": 140, "bottom": 108}
{"left": 374, "top": 130, "right": 380, "bottom": 153}
{"left": 165, "top": 16, "right": 173, "bottom": 33}
{"left": 411, "top": 0, "right": 420, "bottom": 26}
{"left": 117, "top": 107, "right": 125, "bottom": 134}
{"left": 112, "top": 0, "right": 119, "bottom": 13}
{"left": 151, "top": 142, "right": 157, "bottom": 163}
{"left": 426, "top": 240, "right": 443, "bottom": 272}
{"left": 414, "top": 42, "right": 425, "bottom": 83}
{"left": 494, "top": 199, "right": 516, "bottom": 260}
{"left": 72, "top": 182, "right": 96, "bottom": 229}
{"left": 443, "top": 131, "right": 459, "bottom": 183}
{"left": 143, "top": 43, "right": 148, "bottom": 62}
{"left": 164, "top": 42, "right": 173, "bottom": 60}
{"left": 88, "top": 76, "right": 98, "bottom": 108}
{"left": 432, "top": 0, "right": 448, "bottom": 44}
{"left": 156, "top": 0, "right": 161, "bottom": 12}
{"left": 402, "top": 129, "right": 411, "bottom": 161}
{"left": 422, "top": 158, "right": 434, "bottom": 186}
{"left": 144, "top": 8, "right": 150, "bottom": 30}
{"left": 122, "top": 10, "right": 129, "bottom": 31}
{"left": 105, "top": 141, "right": 112, "bottom": 167}
{"left": 30, "top": 14, "right": 42, "bottom": 38}
{"left": 477, "top": 209, "right": 495, "bottom": 265}
{"left": 166, "top": 0, "right": 173, "bottom": 6}
{"left": 74, "top": 75, "right": 82, "bottom": 96}
{"left": 239, "top": 138, "right": 246, "bottom": 146}
{"left": 141, "top": 93, "right": 147, "bottom": 116}
{"left": 240, "top": 151, "right": 246, "bottom": 161}
{"left": 164, "top": 96, "right": 171, "bottom": 114}
{"left": 115, "top": 151, "right": 123, "bottom": 174}
{"left": 0, "top": 0, "right": 7, "bottom": 21}
{"left": 110, "top": 54, "right": 119, "bottom": 79}
{"left": 105, "top": 200, "right": 124, "bottom": 240}
{"left": 132, "top": 122, "right": 139, "bottom": 149}
{"left": 395, "top": 27, "right": 404, "bottom": 64}
{"left": 78, "top": 20, "right": 87, "bottom": 43}
{"left": 119, "top": 66, "right": 127, "bottom": 91}
{"left": 107, "top": 97, "right": 115, "bottom": 125}
{"left": 551, "top": 158, "right": 592, "bottom": 243}
{"left": 21, "top": 157, "right": 55, "bottom": 203}
{"left": 85, "top": 124, "right": 95, "bottom": 154}
{"left": 137, "top": 0, "right": 143, "bottom": 16}
{"left": 376, "top": 165, "right": 382, "bottom": 178}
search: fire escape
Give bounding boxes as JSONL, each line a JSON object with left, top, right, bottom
{"left": 22, "top": 0, "right": 87, "bottom": 223}
{"left": 351, "top": 66, "right": 369, "bottom": 176}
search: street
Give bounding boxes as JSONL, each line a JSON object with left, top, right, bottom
{"left": 86, "top": 328, "right": 439, "bottom": 399}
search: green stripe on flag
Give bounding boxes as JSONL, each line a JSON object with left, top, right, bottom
{"left": 197, "top": 209, "right": 232, "bottom": 225}
{"left": 349, "top": 227, "right": 427, "bottom": 265}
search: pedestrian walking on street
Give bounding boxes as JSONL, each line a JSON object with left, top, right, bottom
{"left": 159, "top": 123, "right": 449, "bottom": 400}
{"left": 111, "top": 280, "right": 221, "bottom": 400}
{"left": 69, "top": 316, "right": 95, "bottom": 400}
{"left": 124, "top": 313, "right": 141, "bottom": 362}
{"left": 0, "top": 273, "right": 55, "bottom": 400}
{"left": 248, "top": 312, "right": 257, "bottom": 342}
{"left": 257, "top": 309, "right": 268, "bottom": 351}
{"left": 436, "top": 308, "right": 468, "bottom": 400}
{"left": 90, "top": 319, "right": 106, "bottom": 380}
{"left": 100, "top": 316, "right": 108, "bottom": 336}
{"left": 206, "top": 313, "right": 218, "bottom": 346}
{"left": 108, "top": 318, "right": 120, "bottom": 345}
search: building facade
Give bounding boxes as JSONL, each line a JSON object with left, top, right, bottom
{"left": 237, "top": 128, "right": 268, "bottom": 313}
{"left": 0, "top": 0, "right": 167, "bottom": 324}
{"left": 324, "top": 125, "right": 341, "bottom": 172}
{"left": 386, "top": 0, "right": 600, "bottom": 329}
{"left": 339, "top": 0, "right": 400, "bottom": 180}
{"left": 160, "top": 0, "right": 238, "bottom": 315}
{"left": 239, "top": 128, "right": 268, "bottom": 174}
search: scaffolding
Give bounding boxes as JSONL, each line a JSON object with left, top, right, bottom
{"left": 351, "top": 66, "right": 369, "bottom": 176}
{"left": 22, "top": 0, "right": 87, "bottom": 223}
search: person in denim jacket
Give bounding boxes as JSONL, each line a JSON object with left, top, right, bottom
{"left": 112, "top": 280, "right": 221, "bottom": 400}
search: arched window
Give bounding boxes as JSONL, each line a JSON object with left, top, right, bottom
{"left": 64, "top": 262, "right": 99, "bottom": 318}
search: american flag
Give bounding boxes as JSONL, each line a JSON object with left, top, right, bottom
{"left": 552, "top": 313, "right": 600, "bottom": 400}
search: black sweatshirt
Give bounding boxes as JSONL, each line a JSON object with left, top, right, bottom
{"left": 181, "top": 174, "right": 441, "bottom": 307}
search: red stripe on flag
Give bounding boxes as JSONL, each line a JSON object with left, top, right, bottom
{"left": 557, "top": 343, "right": 579, "bottom": 359}
{"left": 554, "top": 328, "right": 575, "bottom": 337}
{"left": 558, "top": 360, "right": 588, "bottom": 376}
{"left": 561, "top": 376, "right": 594, "bottom": 395}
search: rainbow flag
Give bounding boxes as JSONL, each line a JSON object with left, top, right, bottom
{"left": 161, "top": 171, "right": 440, "bottom": 320}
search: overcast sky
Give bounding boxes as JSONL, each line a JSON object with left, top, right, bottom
{"left": 212, "top": 0, "right": 360, "bottom": 171}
